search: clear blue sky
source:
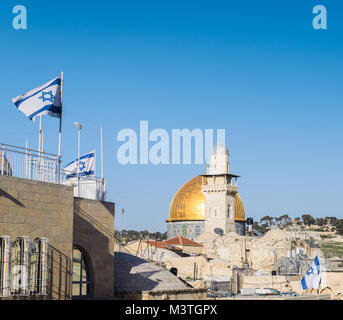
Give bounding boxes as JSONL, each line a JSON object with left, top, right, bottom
{"left": 0, "top": 0, "right": 342, "bottom": 232}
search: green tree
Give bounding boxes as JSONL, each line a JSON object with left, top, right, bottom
{"left": 276, "top": 214, "right": 291, "bottom": 227}
{"left": 253, "top": 221, "right": 268, "bottom": 234}
{"left": 316, "top": 218, "right": 326, "bottom": 226}
{"left": 301, "top": 214, "right": 315, "bottom": 226}
{"left": 325, "top": 217, "right": 339, "bottom": 227}
{"left": 260, "top": 216, "right": 274, "bottom": 227}
{"left": 335, "top": 220, "right": 343, "bottom": 235}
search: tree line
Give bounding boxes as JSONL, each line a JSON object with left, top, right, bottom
{"left": 114, "top": 229, "right": 168, "bottom": 243}
{"left": 253, "top": 214, "right": 343, "bottom": 235}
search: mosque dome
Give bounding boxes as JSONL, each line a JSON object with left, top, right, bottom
{"left": 168, "top": 176, "right": 245, "bottom": 222}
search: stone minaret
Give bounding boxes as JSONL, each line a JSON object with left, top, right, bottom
{"left": 201, "top": 143, "right": 238, "bottom": 235}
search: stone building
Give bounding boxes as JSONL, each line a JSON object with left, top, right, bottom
{"left": 0, "top": 172, "right": 115, "bottom": 300}
{"left": 167, "top": 143, "right": 246, "bottom": 239}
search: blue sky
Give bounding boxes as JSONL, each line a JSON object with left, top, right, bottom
{"left": 0, "top": 0, "right": 342, "bottom": 231}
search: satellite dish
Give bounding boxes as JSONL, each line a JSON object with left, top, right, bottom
{"left": 214, "top": 228, "right": 224, "bottom": 236}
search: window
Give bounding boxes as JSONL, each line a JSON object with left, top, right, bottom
{"left": 72, "top": 246, "right": 92, "bottom": 297}
{"left": 30, "top": 238, "right": 49, "bottom": 295}
{"left": 0, "top": 236, "right": 11, "bottom": 297}
{"left": 11, "top": 237, "right": 30, "bottom": 295}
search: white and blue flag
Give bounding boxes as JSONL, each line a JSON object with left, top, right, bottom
{"left": 12, "top": 76, "right": 61, "bottom": 121}
{"left": 64, "top": 150, "right": 96, "bottom": 179}
{"left": 301, "top": 255, "right": 321, "bottom": 290}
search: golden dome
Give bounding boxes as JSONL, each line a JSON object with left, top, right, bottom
{"left": 234, "top": 193, "right": 245, "bottom": 222}
{"left": 168, "top": 176, "right": 205, "bottom": 222}
{"left": 168, "top": 176, "right": 245, "bottom": 222}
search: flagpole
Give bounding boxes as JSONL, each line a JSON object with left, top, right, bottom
{"left": 38, "top": 115, "right": 42, "bottom": 152}
{"left": 78, "top": 126, "right": 80, "bottom": 197}
{"left": 58, "top": 70, "right": 64, "bottom": 182}
{"left": 25, "top": 139, "right": 28, "bottom": 178}
{"left": 100, "top": 125, "right": 103, "bottom": 179}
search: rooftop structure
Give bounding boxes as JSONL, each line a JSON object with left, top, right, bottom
{"left": 0, "top": 142, "right": 106, "bottom": 201}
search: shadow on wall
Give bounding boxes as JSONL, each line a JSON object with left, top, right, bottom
{"left": 48, "top": 245, "right": 72, "bottom": 300}
{"left": 0, "top": 188, "right": 25, "bottom": 207}
{"left": 74, "top": 202, "right": 114, "bottom": 240}
{"left": 114, "top": 252, "right": 166, "bottom": 293}
{"left": 73, "top": 203, "right": 114, "bottom": 298}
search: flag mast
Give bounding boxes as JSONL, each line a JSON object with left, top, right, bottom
{"left": 101, "top": 124, "right": 104, "bottom": 179}
{"left": 38, "top": 115, "right": 42, "bottom": 152}
{"left": 58, "top": 70, "right": 64, "bottom": 181}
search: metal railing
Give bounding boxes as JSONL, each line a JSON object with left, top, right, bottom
{"left": 0, "top": 142, "right": 106, "bottom": 201}
{"left": 0, "top": 143, "right": 61, "bottom": 183}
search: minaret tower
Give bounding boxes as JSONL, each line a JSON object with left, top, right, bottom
{"left": 201, "top": 142, "right": 240, "bottom": 235}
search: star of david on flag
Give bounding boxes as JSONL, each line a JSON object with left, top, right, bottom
{"left": 301, "top": 255, "right": 321, "bottom": 290}
{"left": 11, "top": 76, "right": 61, "bottom": 121}
{"left": 64, "top": 150, "right": 96, "bottom": 179}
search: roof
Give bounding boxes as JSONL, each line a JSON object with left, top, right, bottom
{"left": 163, "top": 235, "right": 203, "bottom": 247}
{"left": 143, "top": 240, "right": 182, "bottom": 251}
{"left": 143, "top": 240, "right": 167, "bottom": 249}
{"left": 113, "top": 252, "right": 188, "bottom": 292}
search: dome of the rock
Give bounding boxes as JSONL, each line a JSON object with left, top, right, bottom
{"left": 168, "top": 176, "right": 245, "bottom": 222}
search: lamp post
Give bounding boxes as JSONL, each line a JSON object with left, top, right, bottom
{"left": 74, "top": 122, "right": 82, "bottom": 197}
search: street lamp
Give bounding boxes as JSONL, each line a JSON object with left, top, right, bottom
{"left": 74, "top": 122, "right": 82, "bottom": 197}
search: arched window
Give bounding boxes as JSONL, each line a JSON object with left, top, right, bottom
{"left": 30, "top": 238, "right": 49, "bottom": 295}
{"left": 0, "top": 236, "right": 11, "bottom": 297}
{"left": 11, "top": 237, "right": 30, "bottom": 296}
{"left": 72, "top": 246, "right": 92, "bottom": 297}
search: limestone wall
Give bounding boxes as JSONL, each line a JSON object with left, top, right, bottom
{"left": 164, "top": 256, "right": 232, "bottom": 281}
{"left": 0, "top": 175, "right": 74, "bottom": 300}
{"left": 0, "top": 175, "right": 115, "bottom": 300}
{"left": 241, "top": 275, "right": 290, "bottom": 292}
{"left": 199, "top": 229, "right": 323, "bottom": 271}
{"left": 73, "top": 197, "right": 115, "bottom": 298}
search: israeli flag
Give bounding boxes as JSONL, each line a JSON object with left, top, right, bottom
{"left": 12, "top": 76, "right": 61, "bottom": 121}
{"left": 301, "top": 255, "right": 321, "bottom": 290}
{"left": 64, "top": 150, "right": 95, "bottom": 179}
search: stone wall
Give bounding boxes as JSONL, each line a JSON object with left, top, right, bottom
{"left": 0, "top": 175, "right": 116, "bottom": 300}
{"left": 73, "top": 197, "right": 114, "bottom": 298}
{"left": 0, "top": 175, "right": 74, "bottom": 300}
{"left": 241, "top": 275, "right": 290, "bottom": 292}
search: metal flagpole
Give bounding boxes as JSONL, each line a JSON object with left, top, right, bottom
{"left": 25, "top": 139, "right": 28, "bottom": 178}
{"left": 42, "top": 129, "right": 44, "bottom": 152}
{"left": 38, "top": 115, "right": 42, "bottom": 152}
{"left": 74, "top": 122, "right": 82, "bottom": 197}
{"left": 101, "top": 125, "right": 103, "bottom": 179}
{"left": 58, "top": 71, "right": 64, "bottom": 182}
{"left": 78, "top": 126, "right": 80, "bottom": 197}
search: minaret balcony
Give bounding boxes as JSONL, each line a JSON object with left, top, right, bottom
{"left": 202, "top": 184, "right": 238, "bottom": 192}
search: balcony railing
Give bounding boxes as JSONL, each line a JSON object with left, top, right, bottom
{"left": 0, "top": 143, "right": 61, "bottom": 183}
{"left": 202, "top": 184, "right": 238, "bottom": 192}
{"left": 0, "top": 142, "right": 106, "bottom": 201}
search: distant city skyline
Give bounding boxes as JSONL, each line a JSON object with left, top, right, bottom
{"left": 0, "top": 0, "right": 342, "bottom": 232}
